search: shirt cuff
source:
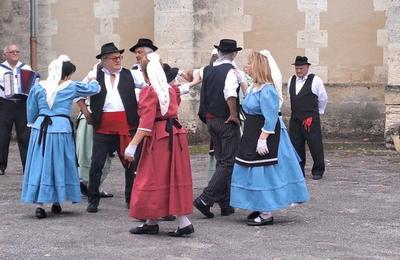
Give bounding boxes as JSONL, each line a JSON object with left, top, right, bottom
{"left": 261, "top": 128, "right": 274, "bottom": 134}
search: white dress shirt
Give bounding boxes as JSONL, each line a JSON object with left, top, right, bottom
{"left": 287, "top": 72, "right": 328, "bottom": 114}
{"left": 0, "top": 61, "right": 32, "bottom": 99}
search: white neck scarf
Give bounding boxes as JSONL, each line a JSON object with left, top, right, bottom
{"left": 259, "top": 50, "right": 283, "bottom": 108}
{"left": 41, "top": 55, "right": 70, "bottom": 108}
{"left": 146, "top": 52, "right": 170, "bottom": 116}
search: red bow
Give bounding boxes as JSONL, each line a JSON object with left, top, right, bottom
{"left": 302, "top": 117, "right": 313, "bottom": 132}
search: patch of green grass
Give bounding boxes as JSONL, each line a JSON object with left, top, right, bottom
{"left": 189, "top": 145, "right": 209, "bottom": 155}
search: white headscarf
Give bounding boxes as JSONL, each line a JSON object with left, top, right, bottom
{"left": 41, "top": 54, "right": 71, "bottom": 108}
{"left": 259, "top": 50, "right": 283, "bottom": 108}
{"left": 146, "top": 52, "right": 170, "bottom": 115}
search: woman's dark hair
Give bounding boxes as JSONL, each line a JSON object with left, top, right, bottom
{"left": 61, "top": 61, "right": 76, "bottom": 80}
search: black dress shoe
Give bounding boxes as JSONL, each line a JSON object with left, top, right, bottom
{"left": 87, "top": 202, "right": 98, "bottom": 213}
{"left": 168, "top": 224, "right": 194, "bottom": 237}
{"left": 100, "top": 191, "right": 114, "bottom": 198}
{"left": 221, "top": 207, "right": 235, "bottom": 216}
{"left": 80, "top": 182, "right": 88, "bottom": 196}
{"left": 247, "top": 215, "right": 274, "bottom": 226}
{"left": 129, "top": 224, "right": 159, "bottom": 235}
{"left": 160, "top": 215, "right": 176, "bottom": 221}
{"left": 0, "top": 170, "right": 5, "bottom": 175}
{"left": 51, "top": 204, "right": 62, "bottom": 214}
{"left": 247, "top": 211, "right": 261, "bottom": 220}
{"left": 312, "top": 175, "right": 323, "bottom": 180}
{"left": 193, "top": 197, "right": 214, "bottom": 218}
{"left": 35, "top": 207, "right": 47, "bottom": 219}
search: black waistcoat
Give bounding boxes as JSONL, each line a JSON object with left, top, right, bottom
{"left": 289, "top": 74, "right": 318, "bottom": 121}
{"left": 90, "top": 68, "right": 139, "bottom": 128}
{"left": 198, "top": 63, "right": 239, "bottom": 123}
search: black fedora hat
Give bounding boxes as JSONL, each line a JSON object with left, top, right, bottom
{"left": 292, "top": 56, "right": 311, "bottom": 66}
{"left": 129, "top": 38, "right": 158, "bottom": 52}
{"left": 96, "top": 42, "right": 124, "bottom": 59}
{"left": 163, "top": 63, "right": 179, "bottom": 83}
{"left": 214, "top": 39, "right": 242, "bottom": 53}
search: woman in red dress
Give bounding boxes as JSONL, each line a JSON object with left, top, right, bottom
{"left": 125, "top": 52, "right": 199, "bottom": 237}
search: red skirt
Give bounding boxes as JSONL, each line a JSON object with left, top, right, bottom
{"left": 129, "top": 129, "right": 193, "bottom": 219}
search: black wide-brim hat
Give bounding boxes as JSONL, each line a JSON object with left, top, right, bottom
{"left": 96, "top": 42, "right": 124, "bottom": 59}
{"left": 129, "top": 38, "right": 158, "bottom": 52}
{"left": 214, "top": 39, "right": 242, "bottom": 53}
{"left": 292, "top": 56, "right": 311, "bottom": 66}
{"left": 163, "top": 63, "right": 179, "bottom": 83}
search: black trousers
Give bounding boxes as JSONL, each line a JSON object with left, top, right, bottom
{"left": 199, "top": 118, "right": 240, "bottom": 209}
{"left": 289, "top": 115, "right": 325, "bottom": 177}
{"left": 88, "top": 132, "right": 138, "bottom": 204}
{"left": 0, "top": 98, "right": 30, "bottom": 172}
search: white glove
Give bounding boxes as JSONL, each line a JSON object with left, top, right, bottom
{"left": 124, "top": 144, "right": 137, "bottom": 158}
{"left": 233, "top": 69, "right": 245, "bottom": 84}
{"left": 256, "top": 139, "right": 269, "bottom": 155}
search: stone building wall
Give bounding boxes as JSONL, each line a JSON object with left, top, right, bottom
{"left": 1, "top": 0, "right": 399, "bottom": 145}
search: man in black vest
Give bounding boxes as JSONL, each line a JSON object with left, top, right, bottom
{"left": 0, "top": 44, "right": 32, "bottom": 175}
{"left": 194, "top": 39, "right": 242, "bottom": 218}
{"left": 288, "top": 56, "right": 328, "bottom": 180}
{"left": 86, "top": 42, "right": 142, "bottom": 213}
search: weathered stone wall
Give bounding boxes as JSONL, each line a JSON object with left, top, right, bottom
{"left": 0, "top": 0, "right": 31, "bottom": 64}
{"left": 383, "top": 0, "right": 400, "bottom": 148}
{"left": 0, "top": 0, "right": 398, "bottom": 145}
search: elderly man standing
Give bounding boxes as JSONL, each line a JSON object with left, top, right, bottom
{"left": 194, "top": 39, "right": 243, "bottom": 218}
{"left": 0, "top": 44, "right": 32, "bottom": 175}
{"left": 287, "top": 56, "right": 328, "bottom": 180}
{"left": 86, "top": 42, "right": 144, "bottom": 213}
{"left": 129, "top": 38, "right": 158, "bottom": 70}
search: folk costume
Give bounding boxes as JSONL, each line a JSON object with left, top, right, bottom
{"left": 21, "top": 55, "right": 100, "bottom": 206}
{"left": 230, "top": 50, "right": 309, "bottom": 226}
{"left": 0, "top": 60, "right": 32, "bottom": 174}
{"left": 287, "top": 56, "right": 328, "bottom": 179}
{"left": 129, "top": 54, "right": 193, "bottom": 220}
{"left": 195, "top": 39, "right": 242, "bottom": 217}
{"left": 87, "top": 43, "right": 144, "bottom": 212}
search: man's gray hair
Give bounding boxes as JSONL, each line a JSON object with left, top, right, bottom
{"left": 142, "top": 47, "right": 154, "bottom": 54}
{"left": 217, "top": 50, "right": 237, "bottom": 61}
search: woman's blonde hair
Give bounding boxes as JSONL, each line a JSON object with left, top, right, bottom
{"left": 248, "top": 51, "right": 273, "bottom": 86}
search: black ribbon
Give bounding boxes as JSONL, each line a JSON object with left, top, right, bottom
{"left": 37, "top": 114, "right": 77, "bottom": 166}
{"left": 155, "top": 117, "right": 182, "bottom": 151}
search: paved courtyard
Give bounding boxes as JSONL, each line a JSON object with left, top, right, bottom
{"left": 0, "top": 140, "right": 399, "bottom": 259}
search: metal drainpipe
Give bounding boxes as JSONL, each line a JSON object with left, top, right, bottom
{"left": 30, "top": 0, "right": 37, "bottom": 70}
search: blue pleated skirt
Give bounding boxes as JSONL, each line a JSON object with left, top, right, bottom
{"left": 21, "top": 129, "right": 82, "bottom": 204}
{"left": 230, "top": 119, "right": 309, "bottom": 212}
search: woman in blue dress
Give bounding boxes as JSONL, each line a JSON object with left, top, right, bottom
{"left": 21, "top": 55, "right": 100, "bottom": 218}
{"left": 230, "top": 50, "right": 309, "bottom": 226}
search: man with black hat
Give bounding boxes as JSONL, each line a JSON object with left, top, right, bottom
{"left": 85, "top": 42, "right": 143, "bottom": 213}
{"left": 194, "top": 39, "right": 244, "bottom": 218}
{"left": 287, "top": 56, "right": 328, "bottom": 180}
{"left": 129, "top": 38, "right": 158, "bottom": 70}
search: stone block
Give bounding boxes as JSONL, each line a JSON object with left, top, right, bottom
{"left": 297, "top": 30, "right": 328, "bottom": 48}
{"left": 155, "top": 0, "right": 193, "bottom": 12}
{"left": 373, "top": 0, "right": 389, "bottom": 11}
{"left": 94, "top": 1, "right": 119, "bottom": 18}
{"left": 297, "top": 0, "right": 327, "bottom": 12}
{"left": 385, "top": 89, "right": 400, "bottom": 105}
{"left": 377, "top": 29, "right": 387, "bottom": 47}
